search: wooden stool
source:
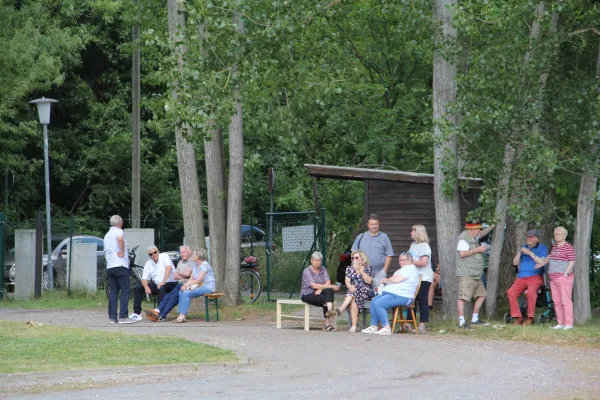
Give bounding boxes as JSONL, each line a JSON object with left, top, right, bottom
{"left": 204, "top": 293, "right": 224, "bottom": 321}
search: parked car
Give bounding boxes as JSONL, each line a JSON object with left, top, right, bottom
{"left": 3, "top": 235, "right": 106, "bottom": 291}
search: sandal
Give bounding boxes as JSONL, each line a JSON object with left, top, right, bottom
{"left": 323, "top": 325, "right": 337, "bottom": 332}
{"left": 325, "top": 309, "right": 336, "bottom": 318}
{"left": 335, "top": 307, "right": 342, "bottom": 317}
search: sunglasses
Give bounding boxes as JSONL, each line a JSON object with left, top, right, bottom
{"left": 148, "top": 251, "right": 158, "bottom": 256}
{"left": 352, "top": 256, "right": 361, "bottom": 260}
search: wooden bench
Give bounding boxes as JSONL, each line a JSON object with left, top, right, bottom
{"left": 276, "top": 299, "right": 337, "bottom": 331}
{"left": 148, "top": 292, "right": 224, "bottom": 322}
{"left": 204, "top": 293, "right": 224, "bottom": 322}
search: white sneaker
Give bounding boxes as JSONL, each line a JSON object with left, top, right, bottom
{"left": 563, "top": 325, "right": 574, "bottom": 330}
{"left": 119, "top": 317, "right": 139, "bottom": 324}
{"left": 361, "top": 325, "right": 379, "bottom": 334}
{"left": 552, "top": 325, "right": 565, "bottom": 330}
{"left": 376, "top": 326, "right": 392, "bottom": 336}
{"left": 129, "top": 313, "right": 143, "bottom": 322}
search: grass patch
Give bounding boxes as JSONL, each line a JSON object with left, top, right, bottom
{"left": 0, "top": 320, "right": 238, "bottom": 374}
{"left": 426, "top": 311, "right": 600, "bottom": 348}
{"left": 0, "top": 290, "right": 108, "bottom": 310}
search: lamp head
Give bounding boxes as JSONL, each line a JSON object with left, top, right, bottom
{"left": 29, "top": 97, "right": 58, "bottom": 125}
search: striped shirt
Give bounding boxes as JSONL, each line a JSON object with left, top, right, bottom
{"left": 548, "top": 242, "right": 576, "bottom": 274}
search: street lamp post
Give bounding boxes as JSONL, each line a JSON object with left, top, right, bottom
{"left": 29, "top": 97, "right": 58, "bottom": 290}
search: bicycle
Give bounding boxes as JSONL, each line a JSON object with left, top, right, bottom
{"left": 239, "top": 255, "right": 262, "bottom": 303}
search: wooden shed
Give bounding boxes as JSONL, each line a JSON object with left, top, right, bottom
{"left": 305, "top": 164, "right": 482, "bottom": 270}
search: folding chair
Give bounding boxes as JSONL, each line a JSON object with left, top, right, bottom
{"left": 391, "top": 278, "right": 421, "bottom": 335}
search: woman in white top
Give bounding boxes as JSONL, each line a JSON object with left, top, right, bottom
{"left": 407, "top": 224, "right": 433, "bottom": 333}
{"left": 361, "top": 253, "right": 420, "bottom": 336}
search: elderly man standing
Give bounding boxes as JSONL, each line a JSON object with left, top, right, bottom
{"left": 456, "top": 222, "right": 495, "bottom": 328}
{"left": 103, "top": 215, "right": 135, "bottom": 324}
{"left": 352, "top": 214, "right": 394, "bottom": 290}
{"left": 130, "top": 245, "right": 177, "bottom": 321}
{"left": 507, "top": 229, "right": 548, "bottom": 325}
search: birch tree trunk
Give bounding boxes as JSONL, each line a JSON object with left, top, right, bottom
{"left": 167, "top": 0, "right": 206, "bottom": 251}
{"left": 484, "top": 2, "right": 547, "bottom": 317}
{"left": 205, "top": 127, "right": 227, "bottom": 287}
{"left": 223, "top": 11, "right": 245, "bottom": 305}
{"left": 485, "top": 143, "right": 514, "bottom": 317}
{"left": 573, "top": 170, "right": 596, "bottom": 324}
{"left": 433, "top": 0, "right": 462, "bottom": 319}
{"left": 573, "top": 40, "right": 600, "bottom": 324}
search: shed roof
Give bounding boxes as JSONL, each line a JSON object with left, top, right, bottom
{"left": 304, "top": 164, "right": 482, "bottom": 185}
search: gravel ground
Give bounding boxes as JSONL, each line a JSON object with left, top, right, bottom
{"left": 0, "top": 308, "right": 599, "bottom": 400}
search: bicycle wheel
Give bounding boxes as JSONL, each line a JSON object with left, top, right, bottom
{"left": 239, "top": 269, "right": 262, "bottom": 303}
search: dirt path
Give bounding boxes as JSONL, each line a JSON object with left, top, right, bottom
{"left": 0, "top": 308, "right": 598, "bottom": 399}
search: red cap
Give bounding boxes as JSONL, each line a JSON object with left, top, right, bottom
{"left": 465, "top": 223, "right": 482, "bottom": 229}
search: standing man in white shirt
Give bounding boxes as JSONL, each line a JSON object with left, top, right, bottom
{"left": 455, "top": 222, "right": 495, "bottom": 328}
{"left": 130, "top": 245, "right": 176, "bottom": 321}
{"left": 103, "top": 215, "right": 135, "bottom": 324}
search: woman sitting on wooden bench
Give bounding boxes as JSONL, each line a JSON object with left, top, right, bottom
{"left": 300, "top": 251, "right": 340, "bottom": 331}
{"left": 146, "top": 248, "right": 215, "bottom": 323}
{"left": 335, "top": 250, "right": 374, "bottom": 333}
{"left": 172, "top": 248, "right": 216, "bottom": 323}
{"left": 361, "top": 252, "right": 419, "bottom": 336}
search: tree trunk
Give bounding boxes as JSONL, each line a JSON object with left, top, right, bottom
{"left": 223, "top": 10, "right": 245, "bottom": 305}
{"left": 167, "top": 0, "right": 206, "bottom": 251}
{"left": 433, "top": 0, "right": 462, "bottom": 320}
{"left": 573, "top": 170, "right": 596, "bottom": 324}
{"left": 483, "top": 2, "right": 546, "bottom": 317}
{"left": 205, "top": 127, "right": 227, "bottom": 287}
{"left": 485, "top": 143, "right": 514, "bottom": 317}
{"left": 224, "top": 103, "right": 244, "bottom": 305}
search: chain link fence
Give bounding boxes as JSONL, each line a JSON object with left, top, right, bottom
{"left": 265, "top": 209, "right": 326, "bottom": 301}
{"left": 2, "top": 213, "right": 266, "bottom": 299}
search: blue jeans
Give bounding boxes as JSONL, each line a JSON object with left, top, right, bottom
{"left": 107, "top": 267, "right": 130, "bottom": 320}
{"left": 158, "top": 283, "right": 183, "bottom": 318}
{"left": 370, "top": 292, "right": 413, "bottom": 326}
{"left": 178, "top": 286, "right": 214, "bottom": 315}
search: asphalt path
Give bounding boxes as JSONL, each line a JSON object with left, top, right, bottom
{"left": 0, "top": 308, "right": 598, "bottom": 400}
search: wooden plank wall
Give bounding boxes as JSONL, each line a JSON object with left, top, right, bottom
{"left": 367, "top": 180, "right": 479, "bottom": 274}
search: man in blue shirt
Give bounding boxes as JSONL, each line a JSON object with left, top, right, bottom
{"left": 507, "top": 229, "right": 548, "bottom": 325}
{"left": 352, "top": 214, "right": 394, "bottom": 290}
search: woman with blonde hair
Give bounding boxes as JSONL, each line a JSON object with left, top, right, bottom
{"left": 407, "top": 224, "right": 434, "bottom": 333}
{"left": 522, "top": 226, "right": 576, "bottom": 330}
{"left": 145, "top": 248, "right": 215, "bottom": 323}
{"left": 335, "top": 250, "right": 374, "bottom": 332}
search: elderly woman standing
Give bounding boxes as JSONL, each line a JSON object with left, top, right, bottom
{"left": 362, "top": 252, "right": 420, "bottom": 336}
{"left": 522, "top": 226, "right": 576, "bottom": 330}
{"left": 301, "top": 251, "right": 340, "bottom": 331}
{"left": 335, "top": 250, "right": 374, "bottom": 332}
{"left": 407, "top": 225, "right": 433, "bottom": 333}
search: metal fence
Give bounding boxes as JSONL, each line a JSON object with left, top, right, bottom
{"left": 265, "top": 209, "right": 326, "bottom": 301}
{"left": 1, "top": 213, "right": 265, "bottom": 299}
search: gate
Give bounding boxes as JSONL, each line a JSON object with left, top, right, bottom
{"left": 265, "top": 208, "right": 326, "bottom": 301}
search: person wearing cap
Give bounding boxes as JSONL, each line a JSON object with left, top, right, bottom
{"left": 456, "top": 222, "right": 495, "bottom": 328}
{"left": 507, "top": 229, "right": 548, "bottom": 325}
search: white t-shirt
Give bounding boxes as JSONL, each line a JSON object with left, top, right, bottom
{"left": 409, "top": 242, "right": 433, "bottom": 282}
{"left": 457, "top": 234, "right": 480, "bottom": 251}
{"left": 103, "top": 226, "right": 129, "bottom": 269}
{"left": 142, "top": 253, "right": 175, "bottom": 283}
{"left": 382, "top": 264, "right": 420, "bottom": 298}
